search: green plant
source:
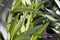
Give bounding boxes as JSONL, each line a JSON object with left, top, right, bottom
{"left": 0, "top": 0, "right": 60, "bottom": 40}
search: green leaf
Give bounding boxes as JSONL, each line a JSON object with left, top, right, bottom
{"left": 45, "top": 8, "right": 59, "bottom": 18}
{"left": 45, "top": 15, "right": 57, "bottom": 22}
{"left": 6, "top": 13, "right": 13, "bottom": 30}
{"left": 31, "top": 21, "right": 50, "bottom": 40}
{"left": 15, "top": 25, "right": 42, "bottom": 40}
{"left": 15, "top": 21, "right": 49, "bottom": 40}
{"left": 7, "top": 13, "right": 13, "bottom": 24}
{"left": 10, "top": 12, "right": 27, "bottom": 40}
{"left": 14, "top": 7, "right": 42, "bottom": 15}
{"left": 9, "top": 14, "right": 19, "bottom": 39}
{"left": 11, "top": 0, "right": 21, "bottom": 11}
{"left": 22, "top": 0, "right": 31, "bottom": 5}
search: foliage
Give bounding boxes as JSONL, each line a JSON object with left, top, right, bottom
{"left": 0, "top": 0, "right": 60, "bottom": 40}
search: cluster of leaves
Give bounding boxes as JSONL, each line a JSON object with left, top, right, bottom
{"left": 0, "top": 0, "right": 60, "bottom": 40}
{"left": 6, "top": 0, "right": 50, "bottom": 40}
